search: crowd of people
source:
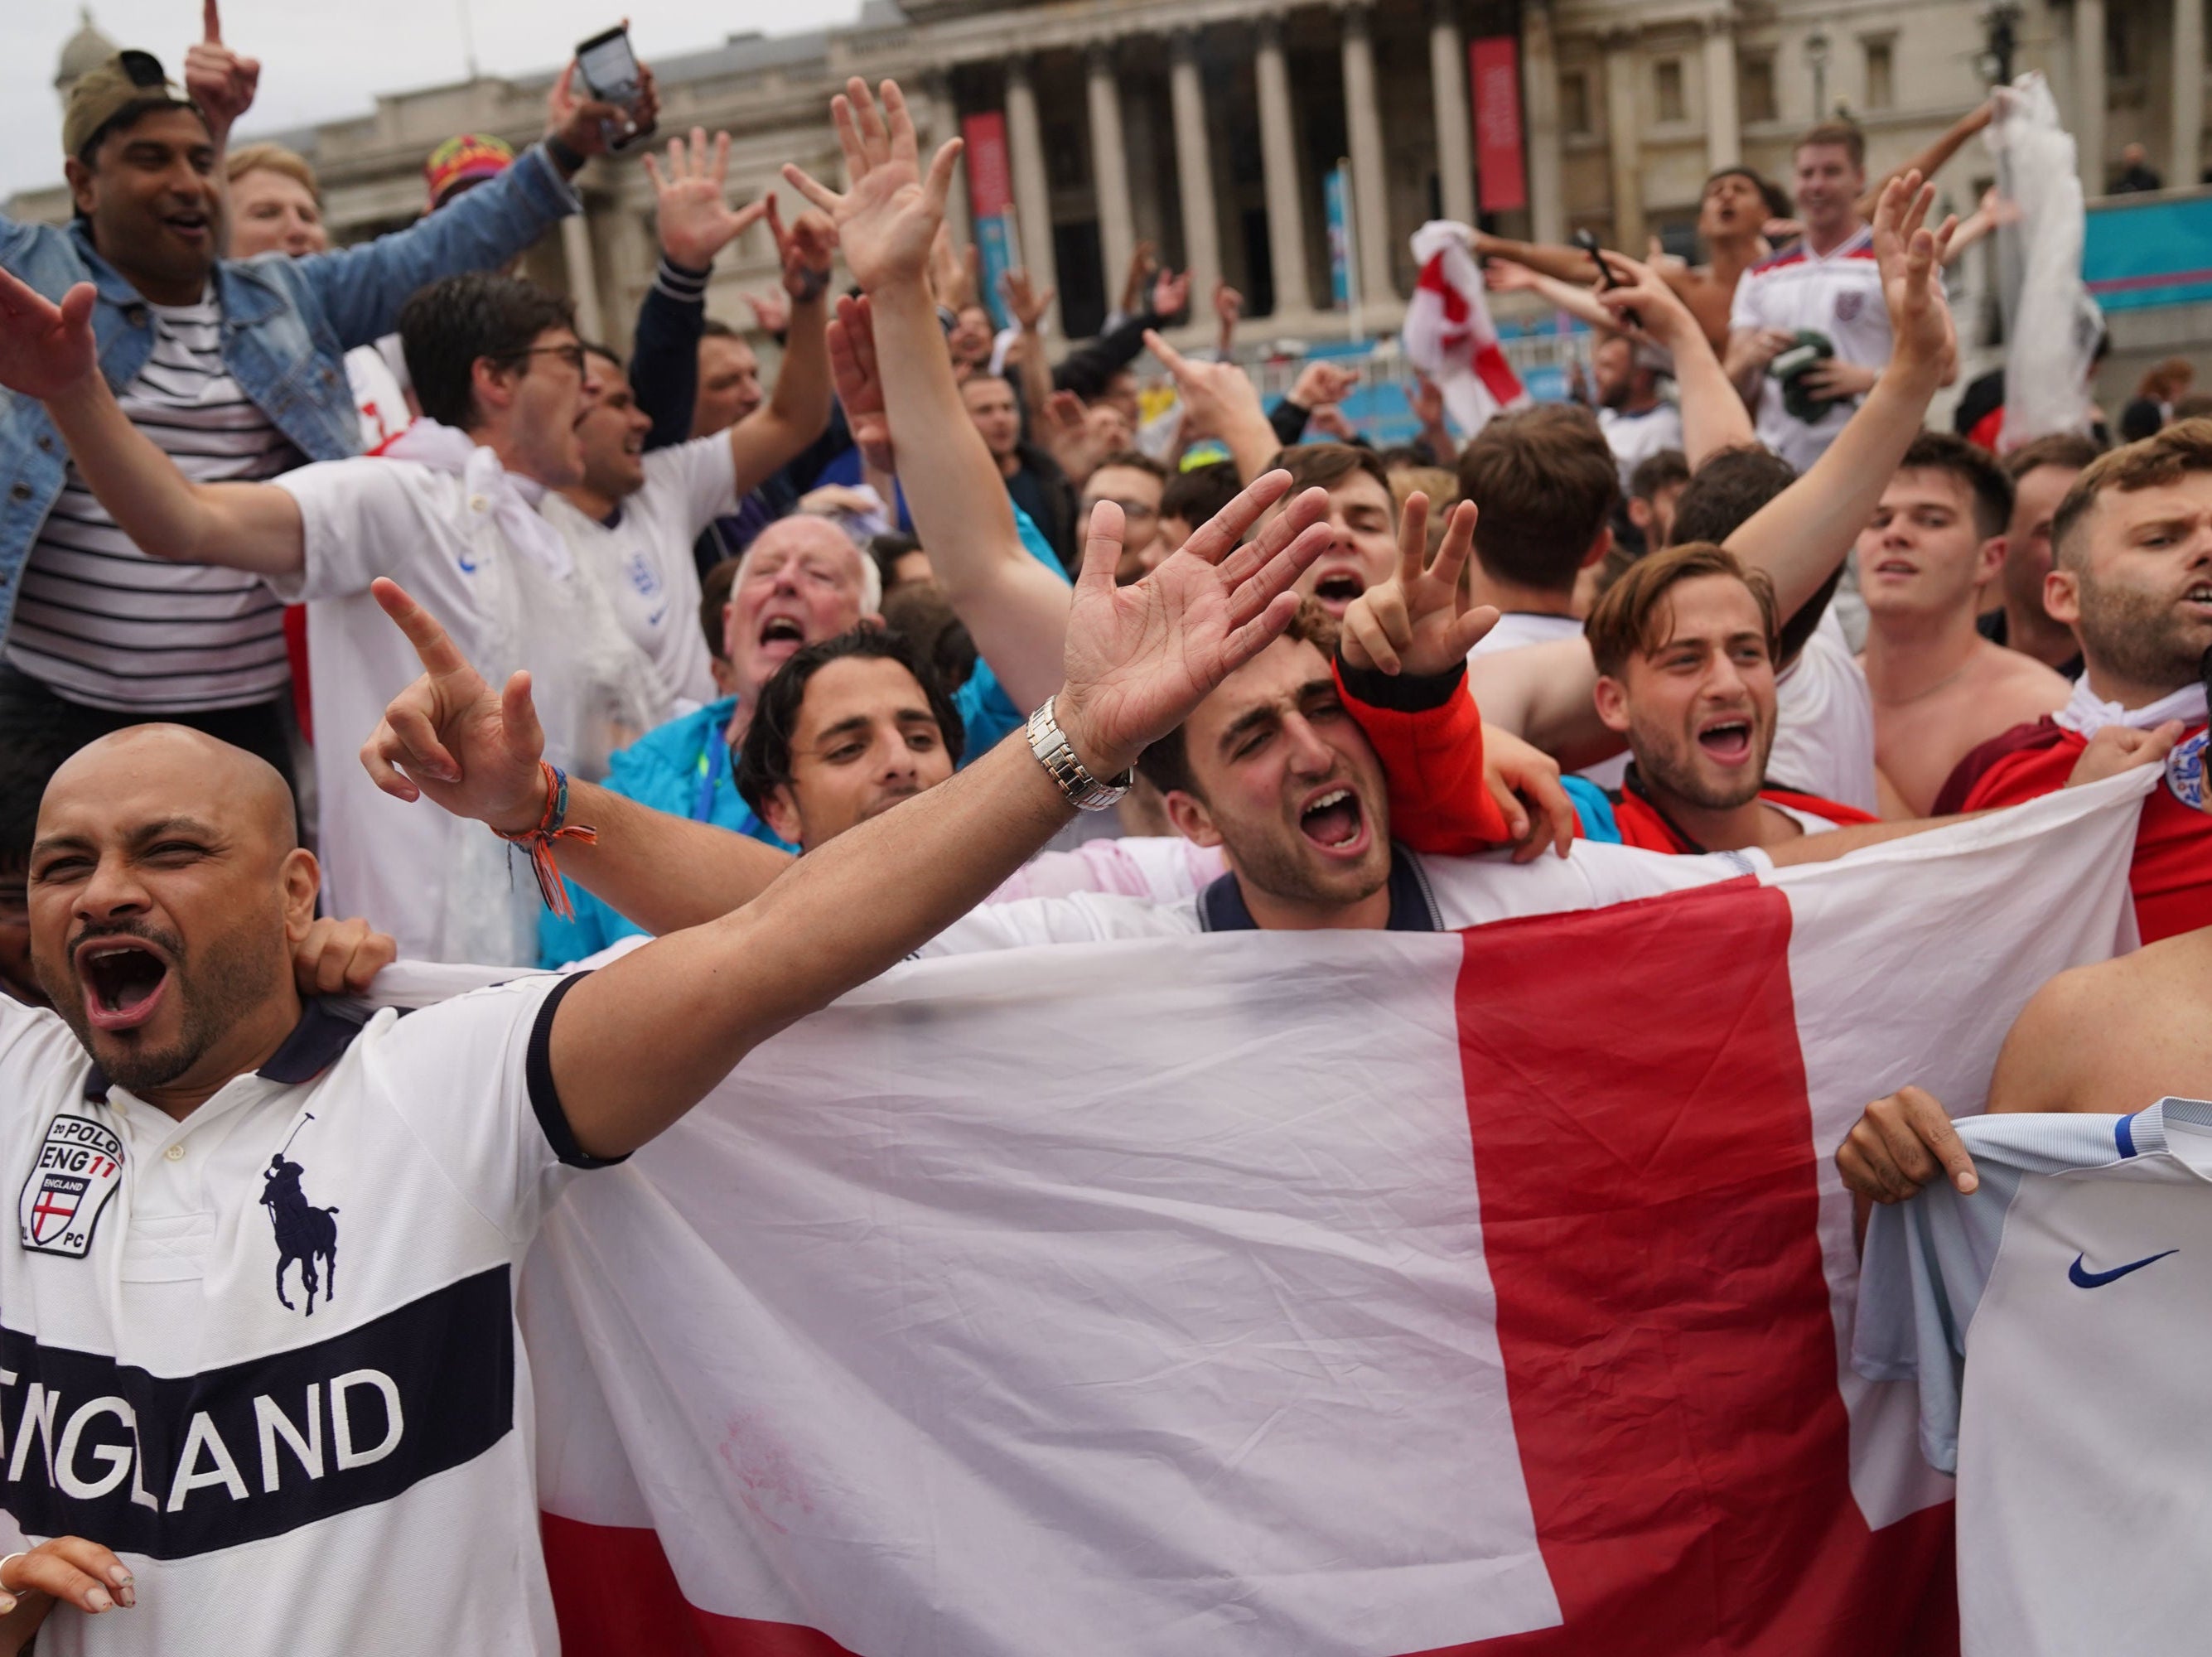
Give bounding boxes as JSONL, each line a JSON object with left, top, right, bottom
{"left": 0, "top": 9, "right": 2207, "bottom": 1650}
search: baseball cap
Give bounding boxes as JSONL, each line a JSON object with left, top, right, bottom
{"left": 423, "top": 133, "right": 515, "bottom": 211}
{"left": 62, "top": 50, "right": 198, "bottom": 162}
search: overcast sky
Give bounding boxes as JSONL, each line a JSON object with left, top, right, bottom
{"left": 3, "top": 0, "right": 863, "bottom": 198}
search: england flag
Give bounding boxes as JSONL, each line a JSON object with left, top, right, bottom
{"left": 481, "top": 775, "right": 2152, "bottom": 1656}
{"left": 1403, "top": 220, "right": 1530, "bottom": 437}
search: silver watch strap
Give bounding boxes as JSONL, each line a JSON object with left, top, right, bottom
{"left": 1026, "top": 701, "right": 1133, "bottom": 811}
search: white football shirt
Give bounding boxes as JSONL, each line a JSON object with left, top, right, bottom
{"left": 1728, "top": 226, "right": 1892, "bottom": 474}
{"left": 0, "top": 973, "right": 609, "bottom": 1656}
{"left": 1770, "top": 609, "right": 1880, "bottom": 814}
{"left": 538, "top": 437, "right": 737, "bottom": 720}
{"left": 1855, "top": 1098, "right": 2212, "bottom": 1656}
{"left": 270, "top": 458, "right": 659, "bottom": 965}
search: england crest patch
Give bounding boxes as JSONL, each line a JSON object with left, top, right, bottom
{"left": 1835, "top": 291, "right": 1865, "bottom": 322}
{"left": 2166, "top": 728, "right": 2210, "bottom": 810}
{"left": 19, "top": 1116, "right": 126, "bottom": 1258}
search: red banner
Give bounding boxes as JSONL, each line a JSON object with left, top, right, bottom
{"left": 1471, "top": 36, "right": 1527, "bottom": 215}
{"left": 961, "top": 111, "right": 1012, "bottom": 217}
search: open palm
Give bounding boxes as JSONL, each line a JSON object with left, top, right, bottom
{"left": 1057, "top": 474, "right": 1331, "bottom": 776}
{"left": 647, "top": 128, "right": 769, "bottom": 270}
{"left": 784, "top": 78, "right": 957, "bottom": 293}
{"left": 1872, "top": 171, "right": 1958, "bottom": 374}
{"left": 0, "top": 268, "right": 96, "bottom": 402}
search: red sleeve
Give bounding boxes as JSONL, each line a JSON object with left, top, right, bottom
{"left": 1335, "top": 659, "right": 1513, "bottom": 854}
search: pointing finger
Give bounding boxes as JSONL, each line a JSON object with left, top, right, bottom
{"left": 370, "top": 578, "right": 476, "bottom": 683}
{"left": 781, "top": 163, "right": 843, "bottom": 215}
{"left": 204, "top": 0, "right": 223, "bottom": 44}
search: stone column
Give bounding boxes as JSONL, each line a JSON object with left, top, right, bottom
{"left": 1702, "top": 15, "right": 1741, "bottom": 171}
{"left": 1340, "top": 3, "right": 1398, "bottom": 307}
{"left": 1086, "top": 46, "right": 1137, "bottom": 310}
{"left": 2074, "top": 0, "right": 2107, "bottom": 194}
{"left": 1170, "top": 30, "right": 1224, "bottom": 302}
{"left": 1004, "top": 56, "right": 1060, "bottom": 329}
{"left": 1521, "top": 0, "right": 1567, "bottom": 244}
{"left": 1255, "top": 15, "right": 1314, "bottom": 316}
{"left": 1428, "top": 0, "right": 1477, "bottom": 226}
{"left": 559, "top": 211, "right": 604, "bottom": 343}
{"left": 2175, "top": 0, "right": 2205, "bottom": 188}
{"left": 1602, "top": 31, "right": 1645, "bottom": 250}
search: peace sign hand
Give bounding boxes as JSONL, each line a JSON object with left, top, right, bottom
{"left": 358, "top": 579, "right": 549, "bottom": 833}
{"left": 1338, "top": 494, "right": 1498, "bottom": 677}
{"left": 645, "top": 128, "right": 769, "bottom": 270}
{"left": 783, "top": 79, "right": 959, "bottom": 296}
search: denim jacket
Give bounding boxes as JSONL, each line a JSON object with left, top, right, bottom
{"left": 0, "top": 143, "right": 579, "bottom": 645}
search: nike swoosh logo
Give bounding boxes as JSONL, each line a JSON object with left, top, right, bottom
{"left": 2069, "top": 1249, "right": 2178, "bottom": 1287}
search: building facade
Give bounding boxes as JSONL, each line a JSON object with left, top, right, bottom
{"left": 15, "top": 1, "right": 2205, "bottom": 362}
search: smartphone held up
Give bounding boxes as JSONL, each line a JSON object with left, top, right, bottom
{"left": 577, "top": 23, "right": 657, "bottom": 154}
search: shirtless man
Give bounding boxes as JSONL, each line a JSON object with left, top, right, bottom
{"left": 1857, "top": 432, "right": 2071, "bottom": 813}
{"left": 1475, "top": 103, "right": 1990, "bottom": 357}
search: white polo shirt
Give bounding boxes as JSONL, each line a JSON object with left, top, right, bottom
{"left": 537, "top": 437, "right": 737, "bottom": 720}
{"left": 0, "top": 973, "right": 604, "bottom": 1656}
{"left": 1728, "top": 225, "right": 1891, "bottom": 473}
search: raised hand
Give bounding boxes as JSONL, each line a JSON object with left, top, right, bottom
{"left": 1483, "top": 259, "right": 1540, "bottom": 295}
{"left": 1588, "top": 251, "right": 1701, "bottom": 349}
{"left": 645, "top": 128, "right": 769, "bottom": 270}
{"left": 1870, "top": 171, "right": 1958, "bottom": 379}
{"left": 1338, "top": 494, "right": 1498, "bottom": 677}
{"left": 765, "top": 196, "right": 838, "bottom": 303}
{"left": 741, "top": 287, "right": 791, "bottom": 336}
{"left": 547, "top": 60, "right": 660, "bottom": 162}
{"left": 0, "top": 268, "right": 97, "bottom": 402}
{"left": 1404, "top": 373, "right": 1446, "bottom": 430}
{"left": 783, "top": 78, "right": 959, "bottom": 295}
{"left": 1002, "top": 267, "right": 1055, "bottom": 332}
{"left": 357, "top": 579, "right": 549, "bottom": 833}
{"left": 1306, "top": 403, "right": 1355, "bottom": 440}
{"left": 1145, "top": 328, "right": 1264, "bottom": 437}
{"left": 826, "top": 293, "right": 895, "bottom": 475}
{"left": 1151, "top": 265, "right": 1191, "bottom": 320}
{"left": 1055, "top": 472, "right": 1331, "bottom": 777}
{"left": 184, "top": 0, "right": 259, "bottom": 148}
{"left": 1289, "top": 359, "right": 1360, "bottom": 409}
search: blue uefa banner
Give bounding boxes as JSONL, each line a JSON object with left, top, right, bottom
{"left": 975, "top": 210, "right": 1018, "bottom": 331}
{"left": 2084, "top": 193, "right": 2212, "bottom": 312}
{"left": 1326, "top": 163, "right": 1352, "bottom": 310}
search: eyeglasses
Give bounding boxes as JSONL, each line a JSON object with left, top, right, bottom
{"left": 505, "top": 343, "right": 588, "bottom": 376}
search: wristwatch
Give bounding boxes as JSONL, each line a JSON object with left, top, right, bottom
{"left": 1026, "top": 700, "right": 1133, "bottom": 811}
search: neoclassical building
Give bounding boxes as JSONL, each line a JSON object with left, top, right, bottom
{"left": 13, "top": 0, "right": 2203, "bottom": 356}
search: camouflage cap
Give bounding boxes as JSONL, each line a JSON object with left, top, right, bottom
{"left": 62, "top": 50, "right": 199, "bottom": 162}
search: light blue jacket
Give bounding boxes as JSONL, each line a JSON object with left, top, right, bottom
{"left": 0, "top": 143, "right": 578, "bottom": 645}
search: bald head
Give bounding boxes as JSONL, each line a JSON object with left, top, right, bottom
{"left": 31, "top": 726, "right": 318, "bottom": 1109}
{"left": 41, "top": 725, "right": 297, "bottom": 862}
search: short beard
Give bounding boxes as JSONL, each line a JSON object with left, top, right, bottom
{"left": 1221, "top": 824, "right": 1391, "bottom": 912}
{"left": 1635, "top": 717, "right": 1768, "bottom": 812}
{"left": 42, "top": 920, "right": 286, "bottom": 1095}
{"left": 2073, "top": 567, "right": 2212, "bottom": 698}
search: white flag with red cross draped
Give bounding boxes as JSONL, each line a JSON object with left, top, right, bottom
{"left": 511, "top": 775, "right": 2150, "bottom": 1657}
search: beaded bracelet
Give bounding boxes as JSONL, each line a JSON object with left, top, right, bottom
{"left": 493, "top": 760, "right": 599, "bottom": 920}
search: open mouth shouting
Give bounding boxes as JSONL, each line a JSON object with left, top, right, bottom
{"left": 1309, "top": 569, "right": 1368, "bottom": 619}
{"left": 74, "top": 935, "right": 174, "bottom": 1034}
{"left": 756, "top": 613, "right": 809, "bottom": 665}
{"left": 1696, "top": 714, "right": 1756, "bottom": 768}
{"left": 1297, "top": 784, "right": 1371, "bottom": 857}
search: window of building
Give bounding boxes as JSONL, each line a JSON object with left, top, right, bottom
{"left": 1740, "top": 51, "right": 1778, "bottom": 123}
{"left": 1654, "top": 57, "right": 1686, "bottom": 123}
{"left": 1862, "top": 37, "right": 1895, "bottom": 110}
{"left": 1562, "top": 69, "right": 1594, "bottom": 137}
